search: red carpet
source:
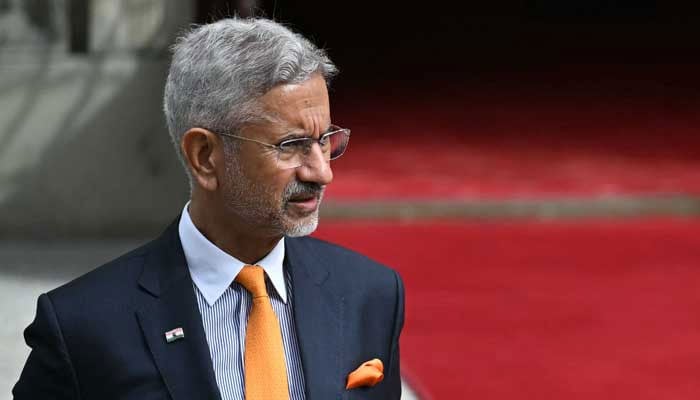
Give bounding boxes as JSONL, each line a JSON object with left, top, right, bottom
{"left": 314, "top": 218, "right": 700, "bottom": 399}
{"left": 328, "top": 64, "right": 700, "bottom": 200}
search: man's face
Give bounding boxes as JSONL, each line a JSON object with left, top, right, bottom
{"left": 220, "top": 73, "right": 334, "bottom": 237}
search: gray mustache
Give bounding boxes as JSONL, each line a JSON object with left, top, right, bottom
{"left": 284, "top": 181, "right": 324, "bottom": 200}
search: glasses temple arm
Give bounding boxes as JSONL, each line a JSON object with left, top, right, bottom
{"left": 217, "top": 132, "right": 279, "bottom": 150}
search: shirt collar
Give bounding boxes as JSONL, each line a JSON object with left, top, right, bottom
{"left": 178, "top": 202, "right": 287, "bottom": 306}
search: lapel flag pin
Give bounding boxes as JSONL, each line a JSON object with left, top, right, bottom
{"left": 165, "top": 327, "right": 185, "bottom": 343}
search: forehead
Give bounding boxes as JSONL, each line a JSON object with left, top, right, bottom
{"left": 257, "top": 74, "right": 331, "bottom": 136}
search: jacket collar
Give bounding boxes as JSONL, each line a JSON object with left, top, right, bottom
{"left": 136, "top": 220, "right": 222, "bottom": 400}
{"left": 285, "top": 236, "right": 344, "bottom": 399}
{"left": 178, "top": 202, "right": 287, "bottom": 305}
{"left": 136, "top": 221, "right": 345, "bottom": 400}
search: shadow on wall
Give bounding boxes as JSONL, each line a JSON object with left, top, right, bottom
{"left": 0, "top": 1, "right": 190, "bottom": 238}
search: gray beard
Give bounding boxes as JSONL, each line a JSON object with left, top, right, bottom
{"left": 283, "top": 192, "right": 322, "bottom": 237}
{"left": 284, "top": 211, "right": 319, "bottom": 237}
{"left": 222, "top": 151, "right": 323, "bottom": 237}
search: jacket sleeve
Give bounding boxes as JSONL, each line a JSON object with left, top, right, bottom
{"left": 13, "top": 293, "right": 81, "bottom": 400}
{"left": 386, "top": 270, "right": 405, "bottom": 399}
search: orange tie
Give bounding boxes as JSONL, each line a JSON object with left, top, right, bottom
{"left": 235, "top": 265, "right": 290, "bottom": 400}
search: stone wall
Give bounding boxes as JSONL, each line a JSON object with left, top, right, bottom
{"left": 0, "top": 0, "right": 193, "bottom": 237}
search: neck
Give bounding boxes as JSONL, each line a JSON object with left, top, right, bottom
{"left": 188, "top": 194, "right": 282, "bottom": 264}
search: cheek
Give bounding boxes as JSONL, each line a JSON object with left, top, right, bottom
{"left": 239, "top": 152, "right": 279, "bottom": 185}
{"left": 233, "top": 148, "right": 295, "bottom": 199}
{"left": 260, "top": 170, "right": 296, "bottom": 203}
{"left": 275, "top": 172, "right": 297, "bottom": 195}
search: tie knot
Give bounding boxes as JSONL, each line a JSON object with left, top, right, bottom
{"left": 235, "top": 265, "right": 268, "bottom": 298}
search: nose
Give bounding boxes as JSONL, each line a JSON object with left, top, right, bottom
{"left": 296, "top": 142, "right": 333, "bottom": 185}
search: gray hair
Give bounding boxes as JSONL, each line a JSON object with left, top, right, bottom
{"left": 163, "top": 18, "right": 338, "bottom": 184}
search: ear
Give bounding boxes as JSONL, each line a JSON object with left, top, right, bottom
{"left": 181, "top": 128, "right": 222, "bottom": 191}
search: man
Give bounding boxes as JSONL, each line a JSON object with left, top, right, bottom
{"left": 13, "top": 18, "right": 404, "bottom": 400}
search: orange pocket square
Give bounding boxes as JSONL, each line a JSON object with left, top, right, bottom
{"left": 346, "top": 358, "right": 384, "bottom": 389}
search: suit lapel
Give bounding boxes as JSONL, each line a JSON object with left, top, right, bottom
{"left": 286, "top": 237, "right": 344, "bottom": 400}
{"left": 135, "top": 221, "right": 221, "bottom": 400}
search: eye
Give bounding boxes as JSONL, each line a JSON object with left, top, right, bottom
{"left": 278, "top": 138, "right": 310, "bottom": 152}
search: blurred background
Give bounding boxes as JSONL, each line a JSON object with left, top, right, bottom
{"left": 2, "top": 1, "right": 700, "bottom": 399}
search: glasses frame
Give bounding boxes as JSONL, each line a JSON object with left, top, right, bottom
{"left": 215, "top": 124, "right": 351, "bottom": 165}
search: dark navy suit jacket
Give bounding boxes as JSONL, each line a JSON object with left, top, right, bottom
{"left": 13, "top": 221, "right": 405, "bottom": 399}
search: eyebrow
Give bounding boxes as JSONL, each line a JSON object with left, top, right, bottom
{"left": 277, "top": 131, "right": 310, "bottom": 142}
{"left": 277, "top": 125, "right": 333, "bottom": 142}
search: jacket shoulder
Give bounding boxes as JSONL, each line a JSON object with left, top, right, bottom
{"left": 285, "top": 235, "right": 401, "bottom": 291}
{"left": 288, "top": 235, "right": 391, "bottom": 270}
{"left": 46, "top": 238, "right": 157, "bottom": 308}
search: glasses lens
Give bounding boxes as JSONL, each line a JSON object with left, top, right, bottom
{"left": 276, "top": 138, "right": 308, "bottom": 169}
{"left": 328, "top": 129, "right": 350, "bottom": 160}
{"left": 275, "top": 128, "right": 350, "bottom": 169}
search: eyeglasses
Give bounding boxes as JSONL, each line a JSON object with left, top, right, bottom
{"left": 216, "top": 125, "right": 351, "bottom": 169}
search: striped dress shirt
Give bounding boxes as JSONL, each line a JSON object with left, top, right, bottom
{"left": 178, "top": 203, "right": 306, "bottom": 400}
